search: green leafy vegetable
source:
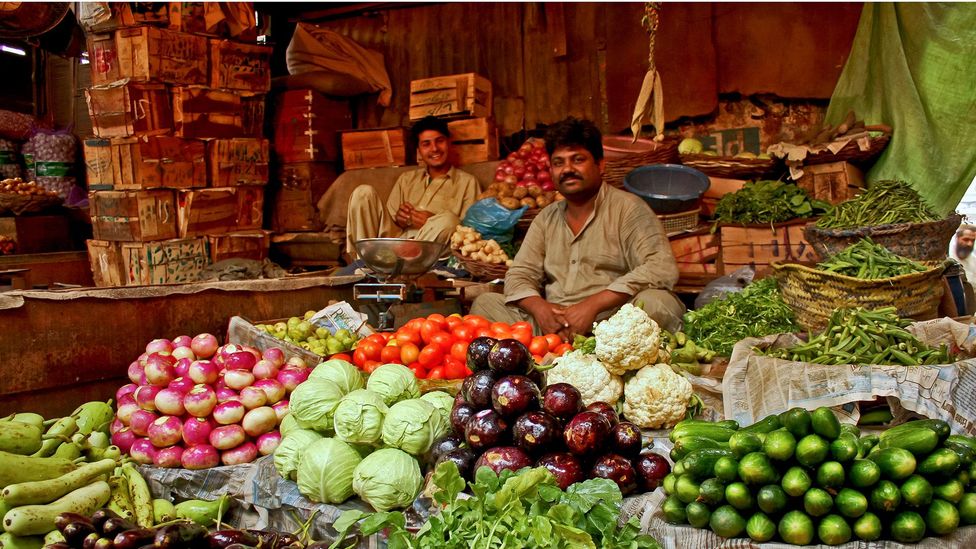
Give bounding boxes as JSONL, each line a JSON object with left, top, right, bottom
{"left": 713, "top": 180, "right": 831, "bottom": 225}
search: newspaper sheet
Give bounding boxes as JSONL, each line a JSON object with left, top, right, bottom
{"left": 723, "top": 318, "right": 976, "bottom": 435}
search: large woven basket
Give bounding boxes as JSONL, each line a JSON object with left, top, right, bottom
{"left": 803, "top": 125, "right": 892, "bottom": 166}
{"left": 804, "top": 214, "right": 962, "bottom": 262}
{"left": 0, "top": 192, "right": 61, "bottom": 215}
{"left": 603, "top": 135, "right": 679, "bottom": 189}
{"left": 452, "top": 251, "right": 509, "bottom": 281}
{"left": 772, "top": 261, "right": 947, "bottom": 332}
{"left": 679, "top": 153, "right": 783, "bottom": 179}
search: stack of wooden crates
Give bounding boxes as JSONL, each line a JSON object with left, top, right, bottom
{"left": 82, "top": 5, "right": 273, "bottom": 286}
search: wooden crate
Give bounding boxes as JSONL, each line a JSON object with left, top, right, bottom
{"left": 447, "top": 118, "right": 499, "bottom": 165}
{"left": 670, "top": 227, "right": 720, "bottom": 265}
{"left": 86, "top": 33, "right": 120, "bottom": 86}
{"left": 176, "top": 187, "right": 238, "bottom": 237}
{"left": 206, "top": 138, "right": 269, "bottom": 187}
{"left": 86, "top": 81, "right": 172, "bottom": 138}
{"left": 81, "top": 3, "right": 170, "bottom": 33}
{"left": 236, "top": 186, "right": 265, "bottom": 231}
{"left": 121, "top": 237, "right": 211, "bottom": 286}
{"left": 86, "top": 239, "right": 126, "bottom": 287}
{"left": 409, "top": 73, "right": 492, "bottom": 120}
{"left": 207, "top": 230, "right": 270, "bottom": 263}
{"left": 171, "top": 86, "right": 244, "bottom": 139}
{"left": 702, "top": 176, "right": 747, "bottom": 217}
{"left": 340, "top": 127, "right": 413, "bottom": 169}
{"left": 90, "top": 189, "right": 178, "bottom": 242}
{"left": 241, "top": 92, "right": 266, "bottom": 138}
{"left": 271, "top": 162, "right": 339, "bottom": 232}
{"left": 209, "top": 39, "right": 272, "bottom": 92}
{"left": 719, "top": 219, "right": 818, "bottom": 275}
{"left": 168, "top": 2, "right": 257, "bottom": 41}
{"left": 85, "top": 136, "right": 206, "bottom": 190}
{"left": 794, "top": 161, "right": 865, "bottom": 205}
{"left": 272, "top": 90, "right": 351, "bottom": 163}
{"left": 114, "top": 26, "right": 208, "bottom": 85}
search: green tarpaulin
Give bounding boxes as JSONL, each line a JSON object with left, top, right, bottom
{"left": 826, "top": 3, "right": 976, "bottom": 216}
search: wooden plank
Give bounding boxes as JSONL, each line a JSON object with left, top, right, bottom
{"left": 236, "top": 186, "right": 265, "bottom": 231}
{"left": 408, "top": 73, "right": 492, "bottom": 120}
{"left": 273, "top": 90, "right": 352, "bottom": 162}
{"left": 545, "top": 3, "right": 567, "bottom": 57}
{"left": 0, "top": 216, "right": 73, "bottom": 254}
{"left": 209, "top": 38, "right": 273, "bottom": 92}
{"left": 340, "top": 127, "right": 412, "bottom": 169}
{"left": 83, "top": 138, "right": 114, "bottom": 189}
{"left": 114, "top": 26, "right": 209, "bottom": 84}
{"left": 90, "top": 189, "right": 178, "bottom": 242}
{"left": 206, "top": 138, "right": 270, "bottom": 187}
{"left": 86, "top": 81, "right": 172, "bottom": 138}
{"left": 100, "top": 136, "right": 207, "bottom": 190}
{"left": 171, "top": 86, "right": 245, "bottom": 139}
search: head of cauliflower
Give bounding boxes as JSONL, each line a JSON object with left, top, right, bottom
{"left": 593, "top": 304, "right": 662, "bottom": 376}
{"left": 622, "top": 363, "right": 693, "bottom": 430}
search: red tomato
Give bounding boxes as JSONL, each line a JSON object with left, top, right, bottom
{"left": 475, "top": 328, "right": 493, "bottom": 339}
{"left": 512, "top": 326, "right": 533, "bottom": 347}
{"left": 544, "top": 333, "right": 563, "bottom": 350}
{"left": 529, "top": 336, "right": 550, "bottom": 356}
{"left": 421, "top": 320, "right": 446, "bottom": 344}
{"left": 395, "top": 329, "right": 422, "bottom": 347}
{"left": 409, "top": 364, "right": 427, "bottom": 378}
{"left": 364, "top": 334, "right": 387, "bottom": 347}
{"left": 363, "top": 360, "right": 382, "bottom": 374}
{"left": 511, "top": 321, "right": 533, "bottom": 333}
{"left": 358, "top": 340, "right": 384, "bottom": 362}
{"left": 445, "top": 315, "right": 463, "bottom": 330}
{"left": 404, "top": 318, "right": 425, "bottom": 334}
{"left": 443, "top": 357, "right": 468, "bottom": 379}
{"left": 330, "top": 353, "right": 352, "bottom": 363}
{"left": 418, "top": 344, "right": 444, "bottom": 368}
{"left": 553, "top": 343, "right": 574, "bottom": 357}
{"left": 400, "top": 342, "right": 420, "bottom": 365}
{"left": 427, "top": 313, "right": 447, "bottom": 324}
{"left": 490, "top": 322, "right": 511, "bottom": 336}
{"left": 380, "top": 346, "right": 403, "bottom": 364}
{"left": 426, "top": 366, "right": 446, "bottom": 380}
{"left": 532, "top": 354, "right": 544, "bottom": 365}
{"left": 352, "top": 347, "right": 368, "bottom": 367}
{"left": 452, "top": 325, "right": 474, "bottom": 343}
{"left": 430, "top": 331, "right": 455, "bottom": 352}
{"left": 450, "top": 340, "right": 468, "bottom": 362}
{"left": 463, "top": 315, "right": 491, "bottom": 330}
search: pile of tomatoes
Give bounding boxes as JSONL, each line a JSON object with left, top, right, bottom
{"left": 338, "top": 313, "right": 573, "bottom": 380}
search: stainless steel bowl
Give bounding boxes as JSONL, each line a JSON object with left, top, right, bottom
{"left": 353, "top": 238, "right": 447, "bottom": 280}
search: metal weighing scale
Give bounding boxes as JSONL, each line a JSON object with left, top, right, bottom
{"left": 352, "top": 238, "right": 448, "bottom": 331}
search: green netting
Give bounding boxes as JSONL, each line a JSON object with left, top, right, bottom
{"left": 826, "top": 3, "right": 976, "bottom": 216}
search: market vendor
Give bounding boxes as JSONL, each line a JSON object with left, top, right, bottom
{"left": 471, "top": 116, "right": 685, "bottom": 338}
{"left": 345, "top": 116, "right": 480, "bottom": 260}
{"left": 952, "top": 224, "right": 976, "bottom": 288}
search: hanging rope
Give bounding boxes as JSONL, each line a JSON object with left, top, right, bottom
{"left": 631, "top": 2, "right": 664, "bottom": 142}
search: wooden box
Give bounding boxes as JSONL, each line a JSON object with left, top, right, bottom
{"left": 121, "top": 237, "right": 210, "bottom": 286}
{"left": 271, "top": 232, "right": 341, "bottom": 267}
{"left": 114, "top": 26, "right": 208, "bottom": 85}
{"left": 241, "top": 93, "right": 266, "bottom": 138}
{"left": 719, "top": 219, "right": 818, "bottom": 275}
{"left": 702, "top": 177, "right": 747, "bottom": 217}
{"left": 409, "top": 73, "right": 492, "bottom": 120}
{"left": 86, "top": 81, "right": 172, "bottom": 138}
{"left": 90, "top": 189, "right": 178, "bottom": 242}
{"left": 171, "top": 86, "right": 244, "bottom": 139}
{"left": 0, "top": 216, "right": 72, "bottom": 253}
{"left": 207, "top": 138, "right": 269, "bottom": 187}
{"left": 86, "top": 239, "right": 126, "bottom": 287}
{"left": 209, "top": 39, "right": 272, "bottom": 92}
{"left": 85, "top": 136, "right": 206, "bottom": 190}
{"left": 168, "top": 2, "right": 257, "bottom": 41}
{"left": 207, "top": 230, "right": 270, "bottom": 263}
{"left": 273, "top": 90, "right": 351, "bottom": 163}
{"left": 86, "top": 33, "right": 120, "bottom": 86}
{"left": 670, "top": 227, "right": 720, "bottom": 265}
{"left": 340, "top": 127, "right": 413, "bottom": 169}
{"left": 447, "top": 117, "right": 499, "bottom": 165}
{"left": 271, "top": 162, "right": 339, "bottom": 232}
{"left": 176, "top": 188, "right": 238, "bottom": 237}
{"left": 236, "top": 186, "right": 265, "bottom": 230}
{"left": 794, "top": 161, "right": 865, "bottom": 205}
{"left": 81, "top": 3, "right": 170, "bottom": 33}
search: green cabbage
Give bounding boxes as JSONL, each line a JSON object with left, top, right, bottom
{"left": 381, "top": 398, "right": 448, "bottom": 456}
{"left": 278, "top": 413, "right": 300, "bottom": 438}
{"left": 420, "top": 390, "right": 455, "bottom": 424}
{"left": 366, "top": 363, "right": 420, "bottom": 405}
{"left": 273, "top": 429, "right": 322, "bottom": 480}
{"left": 333, "top": 389, "right": 388, "bottom": 445}
{"left": 289, "top": 378, "right": 344, "bottom": 434}
{"left": 296, "top": 437, "right": 362, "bottom": 504}
{"left": 308, "top": 359, "right": 364, "bottom": 394}
{"left": 352, "top": 448, "right": 423, "bottom": 511}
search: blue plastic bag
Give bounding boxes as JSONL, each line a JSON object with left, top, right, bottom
{"left": 462, "top": 198, "right": 527, "bottom": 243}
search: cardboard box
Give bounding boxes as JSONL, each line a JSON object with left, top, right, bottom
{"left": 209, "top": 39, "right": 272, "bottom": 92}
{"left": 114, "top": 26, "right": 208, "bottom": 84}
{"left": 86, "top": 239, "right": 126, "bottom": 287}
{"left": 90, "top": 189, "right": 178, "bottom": 242}
{"left": 794, "top": 161, "right": 865, "bottom": 205}
{"left": 206, "top": 138, "right": 269, "bottom": 187}
{"left": 207, "top": 230, "right": 270, "bottom": 263}
{"left": 171, "top": 86, "right": 244, "bottom": 139}
{"left": 86, "top": 33, "right": 120, "bottom": 86}
{"left": 272, "top": 89, "right": 351, "bottom": 163}
{"left": 340, "top": 127, "right": 413, "bottom": 169}
{"left": 121, "top": 237, "right": 210, "bottom": 285}
{"left": 86, "top": 81, "right": 172, "bottom": 138}
{"left": 719, "top": 219, "right": 818, "bottom": 275}
{"left": 271, "top": 162, "right": 338, "bottom": 232}
{"left": 409, "top": 73, "right": 492, "bottom": 120}
{"left": 84, "top": 136, "right": 206, "bottom": 191}
{"left": 447, "top": 117, "right": 499, "bottom": 165}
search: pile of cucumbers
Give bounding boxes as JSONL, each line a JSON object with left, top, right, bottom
{"left": 663, "top": 408, "right": 976, "bottom": 545}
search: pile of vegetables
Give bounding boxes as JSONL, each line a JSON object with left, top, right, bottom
{"left": 816, "top": 238, "right": 928, "bottom": 279}
{"left": 330, "top": 462, "right": 661, "bottom": 549}
{"left": 815, "top": 179, "right": 939, "bottom": 229}
{"left": 763, "top": 307, "right": 954, "bottom": 366}
{"left": 450, "top": 225, "right": 513, "bottom": 266}
{"left": 1, "top": 400, "right": 116, "bottom": 463}
{"left": 713, "top": 180, "right": 830, "bottom": 225}
{"left": 663, "top": 410, "right": 976, "bottom": 545}
{"left": 683, "top": 277, "right": 801, "bottom": 357}
{"left": 492, "top": 137, "right": 556, "bottom": 193}
{"left": 113, "top": 334, "right": 308, "bottom": 469}
{"left": 255, "top": 311, "right": 359, "bottom": 357}
{"left": 662, "top": 331, "right": 717, "bottom": 376}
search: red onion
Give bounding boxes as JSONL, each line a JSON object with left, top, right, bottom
{"left": 129, "top": 438, "right": 157, "bottom": 464}
{"left": 224, "top": 370, "right": 255, "bottom": 391}
{"left": 183, "top": 384, "right": 217, "bottom": 417}
{"left": 224, "top": 351, "right": 257, "bottom": 372}
{"left": 262, "top": 347, "right": 285, "bottom": 368}
{"left": 242, "top": 345, "right": 262, "bottom": 362}
{"left": 129, "top": 409, "right": 158, "bottom": 436}
{"left": 138, "top": 352, "right": 149, "bottom": 365}
{"left": 172, "top": 335, "right": 193, "bottom": 348}
{"left": 221, "top": 441, "right": 258, "bottom": 465}
{"left": 110, "top": 418, "right": 124, "bottom": 435}
{"left": 191, "top": 333, "right": 219, "bottom": 359}
{"left": 241, "top": 406, "right": 276, "bottom": 437}
{"left": 154, "top": 445, "right": 184, "bottom": 468}
{"left": 154, "top": 388, "right": 186, "bottom": 416}
{"left": 239, "top": 386, "right": 267, "bottom": 409}
{"left": 134, "top": 385, "right": 161, "bottom": 411}
{"left": 277, "top": 367, "right": 309, "bottom": 393}
{"left": 116, "top": 383, "right": 139, "bottom": 402}
{"left": 188, "top": 360, "right": 219, "bottom": 385}
{"left": 252, "top": 359, "right": 279, "bottom": 380}
{"left": 128, "top": 362, "right": 146, "bottom": 385}
{"left": 182, "top": 444, "right": 219, "bottom": 470}
{"left": 285, "top": 356, "right": 307, "bottom": 368}
{"left": 148, "top": 416, "right": 183, "bottom": 448}
{"left": 272, "top": 400, "right": 289, "bottom": 422}
{"left": 112, "top": 427, "right": 137, "bottom": 453}
{"left": 253, "top": 379, "right": 285, "bottom": 404}
{"left": 144, "top": 353, "right": 177, "bottom": 386}
{"left": 213, "top": 400, "right": 245, "bottom": 425}
{"left": 116, "top": 394, "right": 139, "bottom": 425}
{"left": 256, "top": 431, "right": 281, "bottom": 456}
{"left": 182, "top": 417, "right": 215, "bottom": 446}
{"left": 145, "top": 338, "right": 174, "bottom": 355}
{"left": 209, "top": 424, "right": 246, "bottom": 450}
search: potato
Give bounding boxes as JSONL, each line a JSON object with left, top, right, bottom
{"left": 527, "top": 185, "right": 543, "bottom": 198}
{"left": 513, "top": 186, "right": 528, "bottom": 199}
{"left": 500, "top": 197, "right": 521, "bottom": 210}
{"left": 535, "top": 195, "right": 551, "bottom": 208}
{"left": 497, "top": 186, "right": 513, "bottom": 198}
{"left": 543, "top": 191, "right": 556, "bottom": 201}
{"left": 520, "top": 197, "right": 537, "bottom": 208}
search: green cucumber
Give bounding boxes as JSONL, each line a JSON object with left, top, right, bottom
{"left": 779, "top": 408, "right": 812, "bottom": 438}
{"left": 682, "top": 448, "right": 735, "bottom": 479}
{"left": 811, "top": 407, "right": 842, "bottom": 440}
{"left": 878, "top": 427, "right": 939, "bottom": 456}
{"left": 669, "top": 424, "right": 737, "bottom": 443}
{"left": 917, "top": 447, "right": 961, "bottom": 476}
{"left": 868, "top": 447, "right": 917, "bottom": 480}
{"left": 857, "top": 407, "right": 893, "bottom": 426}
{"left": 671, "top": 436, "right": 728, "bottom": 461}
{"left": 740, "top": 415, "right": 782, "bottom": 434}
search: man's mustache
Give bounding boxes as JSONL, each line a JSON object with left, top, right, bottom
{"left": 559, "top": 172, "right": 582, "bottom": 183}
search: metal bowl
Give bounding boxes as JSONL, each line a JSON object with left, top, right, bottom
{"left": 353, "top": 238, "right": 447, "bottom": 280}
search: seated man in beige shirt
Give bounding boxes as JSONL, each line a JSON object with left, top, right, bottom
{"left": 471, "top": 117, "right": 685, "bottom": 337}
{"left": 345, "top": 116, "right": 480, "bottom": 259}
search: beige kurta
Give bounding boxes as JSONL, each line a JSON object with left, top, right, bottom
{"left": 346, "top": 166, "right": 479, "bottom": 256}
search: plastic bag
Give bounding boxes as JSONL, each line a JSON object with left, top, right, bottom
{"left": 694, "top": 266, "right": 756, "bottom": 309}
{"left": 0, "top": 139, "right": 21, "bottom": 180}
{"left": 27, "top": 129, "right": 77, "bottom": 199}
{"left": 461, "top": 198, "right": 527, "bottom": 244}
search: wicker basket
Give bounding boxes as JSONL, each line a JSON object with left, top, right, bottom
{"left": 803, "top": 126, "right": 892, "bottom": 166}
{"left": 659, "top": 208, "right": 701, "bottom": 235}
{"left": 804, "top": 214, "right": 962, "bottom": 262}
{"left": 453, "top": 251, "right": 509, "bottom": 281}
{"left": 603, "top": 135, "right": 679, "bottom": 189}
{"left": 516, "top": 207, "right": 541, "bottom": 231}
{"left": 679, "top": 153, "right": 783, "bottom": 179}
{"left": 0, "top": 192, "right": 61, "bottom": 215}
{"left": 772, "top": 261, "right": 947, "bottom": 332}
